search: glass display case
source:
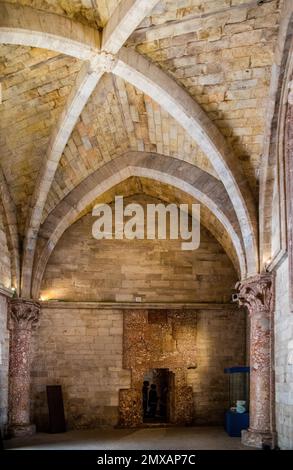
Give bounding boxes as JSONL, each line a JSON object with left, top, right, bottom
{"left": 224, "top": 366, "right": 250, "bottom": 437}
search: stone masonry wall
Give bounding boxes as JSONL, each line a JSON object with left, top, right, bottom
{"left": 31, "top": 305, "right": 246, "bottom": 429}
{"left": 41, "top": 197, "right": 237, "bottom": 303}
{"left": 129, "top": 0, "right": 281, "bottom": 197}
{"left": 275, "top": 256, "right": 293, "bottom": 449}
{"left": 30, "top": 307, "right": 131, "bottom": 430}
{"left": 0, "top": 293, "right": 9, "bottom": 434}
{"left": 193, "top": 308, "right": 246, "bottom": 424}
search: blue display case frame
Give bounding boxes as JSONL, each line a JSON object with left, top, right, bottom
{"left": 224, "top": 366, "right": 250, "bottom": 437}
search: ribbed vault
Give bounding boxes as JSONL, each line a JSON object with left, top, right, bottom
{"left": 0, "top": 0, "right": 283, "bottom": 297}
{"left": 31, "top": 152, "right": 248, "bottom": 297}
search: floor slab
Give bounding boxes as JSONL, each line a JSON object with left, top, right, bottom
{"left": 4, "top": 426, "right": 251, "bottom": 450}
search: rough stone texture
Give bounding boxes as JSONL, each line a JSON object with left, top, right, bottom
{"left": 31, "top": 307, "right": 130, "bottom": 430}
{"left": 236, "top": 272, "right": 275, "bottom": 448}
{"left": 0, "top": 293, "right": 9, "bottom": 434}
{"left": 40, "top": 195, "right": 237, "bottom": 303}
{"left": 120, "top": 309, "right": 197, "bottom": 426}
{"left": 275, "top": 256, "right": 293, "bottom": 450}
{"left": 8, "top": 298, "right": 40, "bottom": 437}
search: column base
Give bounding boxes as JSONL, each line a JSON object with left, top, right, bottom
{"left": 241, "top": 428, "right": 274, "bottom": 449}
{"left": 8, "top": 424, "right": 36, "bottom": 438}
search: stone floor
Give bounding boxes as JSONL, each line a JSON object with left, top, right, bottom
{"left": 4, "top": 426, "right": 250, "bottom": 450}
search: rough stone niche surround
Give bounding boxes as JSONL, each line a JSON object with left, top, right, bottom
{"left": 119, "top": 309, "right": 197, "bottom": 427}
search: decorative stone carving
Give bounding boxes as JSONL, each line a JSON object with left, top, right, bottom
{"left": 236, "top": 272, "right": 274, "bottom": 314}
{"left": 9, "top": 299, "right": 40, "bottom": 330}
{"left": 235, "top": 273, "right": 275, "bottom": 448}
{"left": 91, "top": 51, "right": 117, "bottom": 73}
{"left": 8, "top": 298, "right": 40, "bottom": 437}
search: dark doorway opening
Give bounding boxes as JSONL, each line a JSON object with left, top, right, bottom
{"left": 142, "top": 368, "right": 174, "bottom": 423}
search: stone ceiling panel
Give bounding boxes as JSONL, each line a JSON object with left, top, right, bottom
{"left": 129, "top": 0, "right": 281, "bottom": 197}
{"left": 0, "top": 44, "right": 81, "bottom": 235}
{"left": 2, "top": 0, "right": 122, "bottom": 29}
{"left": 138, "top": 0, "right": 253, "bottom": 29}
{"left": 43, "top": 73, "right": 131, "bottom": 220}
{"left": 43, "top": 74, "right": 217, "bottom": 221}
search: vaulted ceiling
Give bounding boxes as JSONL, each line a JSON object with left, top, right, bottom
{"left": 0, "top": 0, "right": 284, "bottom": 297}
{"left": 128, "top": 0, "right": 280, "bottom": 197}
{"left": 3, "top": 0, "right": 122, "bottom": 28}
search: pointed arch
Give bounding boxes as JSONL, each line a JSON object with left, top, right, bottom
{"left": 31, "top": 153, "right": 247, "bottom": 298}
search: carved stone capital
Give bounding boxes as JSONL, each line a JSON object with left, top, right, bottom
{"left": 9, "top": 298, "right": 40, "bottom": 330}
{"left": 235, "top": 272, "right": 275, "bottom": 315}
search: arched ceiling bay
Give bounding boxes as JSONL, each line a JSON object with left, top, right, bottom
{"left": 0, "top": 0, "right": 275, "bottom": 294}
{"left": 0, "top": 44, "right": 82, "bottom": 235}
{"left": 0, "top": 1, "right": 260, "bottom": 290}
{"left": 33, "top": 174, "right": 242, "bottom": 298}
{"left": 128, "top": 0, "right": 282, "bottom": 198}
{"left": 39, "top": 183, "right": 238, "bottom": 303}
{"left": 43, "top": 73, "right": 217, "bottom": 220}
{"left": 31, "top": 152, "right": 248, "bottom": 298}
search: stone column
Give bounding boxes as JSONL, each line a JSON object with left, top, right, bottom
{"left": 235, "top": 272, "right": 275, "bottom": 448}
{"left": 8, "top": 298, "right": 40, "bottom": 437}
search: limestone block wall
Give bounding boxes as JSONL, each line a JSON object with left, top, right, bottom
{"left": 0, "top": 294, "right": 9, "bottom": 434}
{"left": 31, "top": 307, "right": 131, "bottom": 430}
{"left": 275, "top": 256, "right": 293, "bottom": 449}
{"left": 31, "top": 305, "right": 246, "bottom": 430}
{"left": 192, "top": 308, "right": 246, "bottom": 424}
{"left": 41, "top": 206, "right": 237, "bottom": 303}
{"left": 128, "top": 0, "right": 281, "bottom": 198}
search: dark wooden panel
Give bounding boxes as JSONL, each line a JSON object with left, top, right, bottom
{"left": 46, "top": 385, "right": 66, "bottom": 433}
